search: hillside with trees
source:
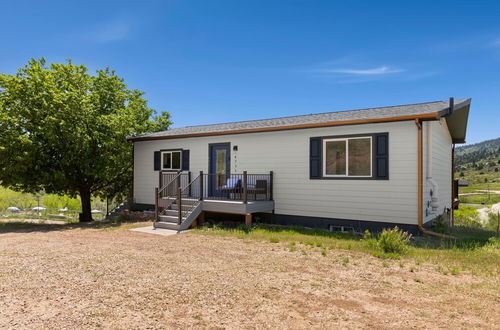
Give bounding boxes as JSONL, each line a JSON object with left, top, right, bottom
{"left": 455, "top": 137, "right": 500, "bottom": 189}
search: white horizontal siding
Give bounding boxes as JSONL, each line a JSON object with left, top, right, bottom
{"left": 423, "top": 119, "right": 452, "bottom": 223}
{"left": 134, "top": 121, "right": 420, "bottom": 224}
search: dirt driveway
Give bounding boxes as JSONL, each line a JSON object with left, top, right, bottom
{"left": 0, "top": 223, "right": 498, "bottom": 329}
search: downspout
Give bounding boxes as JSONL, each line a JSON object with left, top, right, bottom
{"left": 426, "top": 121, "right": 439, "bottom": 213}
{"left": 415, "top": 118, "right": 453, "bottom": 239}
{"left": 451, "top": 144, "right": 455, "bottom": 226}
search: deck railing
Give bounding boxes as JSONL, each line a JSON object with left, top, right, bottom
{"left": 176, "top": 174, "right": 203, "bottom": 224}
{"left": 155, "top": 170, "right": 273, "bottom": 222}
{"left": 198, "top": 171, "right": 273, "bottom": 203}
{"left": 158, "top": 171, "right": 190, "bottom": 198}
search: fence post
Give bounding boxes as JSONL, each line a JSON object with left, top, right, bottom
{"left": 243, "top": 171, "right": 248, "bottom": 204}
{"left": 199, "top": 171, "right": 204, "bottom": 201}
{"left": 154, "top": 187, "right": 159, "bottom": 224}
{"left": 269, "top": 171, "right": 274, "bottom": 201}
{"left": 188, "top": 171, "right": 192, "bottom": 197}
{"left": 177, "top": 187, "right": 182, "bottom": 225}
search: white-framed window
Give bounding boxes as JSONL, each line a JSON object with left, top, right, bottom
{"left": 323, "top": 136, "right": 372, "bottom": 177}
{"left": 161, "top": 150, "right": 182, "bottom": 170}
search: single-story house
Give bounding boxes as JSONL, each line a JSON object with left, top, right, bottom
{"left": 128, "top": 98, "right": 471, "bottom": 233}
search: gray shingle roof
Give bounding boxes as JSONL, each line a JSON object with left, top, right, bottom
{"left": 131, "top": 99, "right": 470, "bottom": 140}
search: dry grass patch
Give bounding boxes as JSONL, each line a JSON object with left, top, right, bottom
{"left": 0, "top": 221, "right": 498, "bottom": 329}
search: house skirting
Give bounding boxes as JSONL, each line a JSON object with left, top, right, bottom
{"left": 132, "top": 203, "right": 421, "bottom": 234}
{"left": 132, "top": 203, "right": 155, "bottom": 211}
{"left": 256, "top": 213, "right": 421, "bottom": 235}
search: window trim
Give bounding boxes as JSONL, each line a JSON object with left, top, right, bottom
{"left": 161, "top": 150, "right": 182, "bottom": 171}
{"left": 322, "top": 136, "right": 372, "bottom": 178}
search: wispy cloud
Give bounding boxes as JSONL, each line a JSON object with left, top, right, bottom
{"left": 320, "top": 65, "right": 404, "bottom": 76}
{"left": 74, "top": 18, "right": 133, "bottom": 44}
{"left": 491, "top": 38, "right": 500, "bottom": 47}
{"left": 96, "top": 21, "right": 130, "bottom": 42}
{"left": 303, "top": 58, "right": 437, "bottom": 83}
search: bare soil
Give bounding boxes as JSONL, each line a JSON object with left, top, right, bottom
{"left": 0, "top": 223, "right": 498, "bottom": 329}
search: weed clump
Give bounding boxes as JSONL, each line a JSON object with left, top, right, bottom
{"left": 377, "top": 226, "right": 411, "bottom": 255}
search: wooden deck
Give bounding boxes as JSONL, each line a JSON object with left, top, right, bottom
{"left": 155, "top": 171, "right": 274, "bottom": 230}
{"left": 199, "top": 199, "right": 274, "bottom": 214}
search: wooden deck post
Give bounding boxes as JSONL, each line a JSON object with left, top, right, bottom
{"left": 177, "top": 187, "right": 182, "bottom": 225}
{"left": 154, "top": 187, "right": 159, "bottom": 223}
{"left": 245, "top": 213, "right": 252, "bottom": 226}
{"left": 199, "top": 171, "right": 204, "bottom": 201}
{"left": 158, "top": 171, "right": 162, "bottom": 195}
{"left": 188, "top": 171, "right": 192, "bottom": 197}
{"left": 243, "top": 171, "right": 248, "bottom": 204}
{"left": 199, "top": 211, "right": 205, "bottom": 225}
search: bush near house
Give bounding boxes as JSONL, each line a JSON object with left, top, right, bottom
{"left": 375, "top": 226, "right": 412, "bottom": 255}
{"left": 454, "top": 206, "right": 482, "bottom": 227}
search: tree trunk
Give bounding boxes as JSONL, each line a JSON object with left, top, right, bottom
{"left": 79, "top": 187, "right": 93, "bottom": 222}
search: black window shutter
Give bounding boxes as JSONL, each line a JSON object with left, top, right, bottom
{"left": 154, "top": 151, "right": 161, "bottom": 171}
{"left": 310, "top": 138, "right": 322, "bottom": 179}
{"left": 374, "top": 133, "right": 389, "bottom": 179}
{"left": 182, "top": 150, "right": 190, "bottom": 171}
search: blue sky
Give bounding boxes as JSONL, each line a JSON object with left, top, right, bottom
{"left": 1, "top": 0, "right": 499, "bottom": 144}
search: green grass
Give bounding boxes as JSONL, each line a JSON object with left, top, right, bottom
{"left": 194, "top": 223, "right": 500, "bottom": 277}
{"left": 459, "top": 193, "right": 500, "bottom": 205}
{"left": 0, "top": 186, "right": 120, "bottom": 214}
{"left": 459, "top": 182, "right": 500, "bottom": 193}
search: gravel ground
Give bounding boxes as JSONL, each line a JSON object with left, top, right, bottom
{"left": 0, "top": 223, "right": 498, "bottom": 329}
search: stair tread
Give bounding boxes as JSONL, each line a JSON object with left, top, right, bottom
{"left": 159, "top": 215, "right": 185, "bottom": 220}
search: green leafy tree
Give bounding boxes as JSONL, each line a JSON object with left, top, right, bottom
{"left": 0, "top": 58, "right": 170, "bottom": 221}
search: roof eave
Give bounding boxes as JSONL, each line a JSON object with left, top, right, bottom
{"left": 128, "top": 112, "right": 441, "bottom": 142}
{"left": 442, "top": 98, "right": 471, "bottom": 144}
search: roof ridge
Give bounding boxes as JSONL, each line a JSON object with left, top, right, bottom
{"left": 168, "top": 99, "right": 448, "bottom": 132}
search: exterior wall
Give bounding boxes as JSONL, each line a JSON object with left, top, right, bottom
{"left": 423, "top": 119, "right": 452, "bottom": 223}
{"left": 134, "top": 120, "right": 422, "bottom": 225}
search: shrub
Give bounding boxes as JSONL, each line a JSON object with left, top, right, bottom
{"left": 363, "top": 229, "right": 372, "bottom": 240}
{"left": 454, "top": 206, "right": 482, "bottom": 227}
{"left": 485, "top": 211, "right": 500, "bottom": 232}
{"left": 485, "top": 236, "right": 500, "bottom": 249}
{"left": 377, "top": 226, "right": 411, "bottom": 255}
{"left": 432, "top": 215, "right": 448, "bottom": 233}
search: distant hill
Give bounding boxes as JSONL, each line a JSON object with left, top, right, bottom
{"left": 455, "top": 137, "right": 500, "bottom": 188}
{"left": 456, "top": 137, "right": 500, "bottom": 156}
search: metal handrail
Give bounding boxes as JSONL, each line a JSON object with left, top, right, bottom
{"left": 177, "top": 174, "right": 202, "bottom": 224}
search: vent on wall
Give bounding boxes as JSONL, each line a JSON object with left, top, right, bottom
{"left": 329, "top": 225, "right": 354, "bottom": 234}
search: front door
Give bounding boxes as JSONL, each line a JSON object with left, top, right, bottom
{"left": 209, "top": 143, "right": 230, "bottom": 197}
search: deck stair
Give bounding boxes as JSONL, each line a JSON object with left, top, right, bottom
{"left": 154, "top": 172, "right": 203, "bottom": 232}
{"left": 156, "top": 198, "right": 202, "bottom": 231}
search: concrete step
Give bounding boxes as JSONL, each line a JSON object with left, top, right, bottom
{"left": 155, "top": 221, "right": 180, "bottom": 231}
